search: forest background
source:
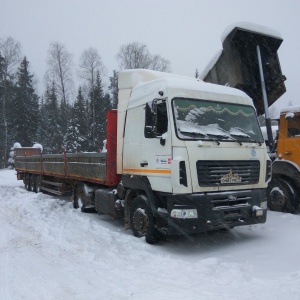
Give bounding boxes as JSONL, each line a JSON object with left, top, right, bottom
{"left": 0, "top": 38, "right": 172, "bottom": 166}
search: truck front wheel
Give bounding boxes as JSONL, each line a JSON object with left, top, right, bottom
{"left": 130, "top": 195, "right": 160, "bottom": 244}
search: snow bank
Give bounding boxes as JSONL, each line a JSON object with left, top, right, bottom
{"left": 0, "top": 169, "right": 300, "bottom": 300}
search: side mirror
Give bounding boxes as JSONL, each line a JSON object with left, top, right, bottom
{"left": 160, "top": 136, "right": 166, "bottom": 146}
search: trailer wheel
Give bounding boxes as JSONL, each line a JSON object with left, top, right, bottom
{"left": 73, "top": 184, "right": 95, "bottom": 213}
{"left": 130, "top": 195, "right": 160, "bottom": 244}
{"left": 267, "top": 178, "right": 298, "bottom": 213}
{"left": 24, "top": 174, "right": 31, "bottom": 191}
{"left": 29, "top": 175, "right": 36, "bottom": 192}
{"left": 35, "top": 175, "right": 42, "bottom": 193}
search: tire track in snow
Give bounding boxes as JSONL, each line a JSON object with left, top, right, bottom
{"left": 0, "top": 185, "right": 22, "bottom": 300}
{"left": 0, "top": 185, "right": 76, "bottom": 299}
{"left": 0, "top": 223, "right": 12, "bottom": 300}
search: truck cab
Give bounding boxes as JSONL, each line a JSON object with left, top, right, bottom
{"left": 267, "top": 106, "right": 300, "bottom": 213}
{"left": 117, "top": 70, "right": 270, "bottom": 242}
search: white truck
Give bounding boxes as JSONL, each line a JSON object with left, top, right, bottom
{"left": 15, "top": 69, "right": 270, "bottom": 244}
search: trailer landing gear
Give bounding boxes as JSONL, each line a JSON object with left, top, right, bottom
{"left": 73, "top": 183, "right": 96, "bottom": 213}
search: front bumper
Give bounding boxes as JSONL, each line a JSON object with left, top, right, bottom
{"left": 156, "top": 188, "right": 267, "bottom": 235}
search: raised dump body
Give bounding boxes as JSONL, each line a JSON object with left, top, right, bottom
{"left": 201, "top": 22, "right": 286, "bottom": 116}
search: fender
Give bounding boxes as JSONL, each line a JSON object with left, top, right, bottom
{"left": 121, "top": 174, "right": 158, "bottom": 215}
{"left": 272, "top": 160, "right": 300, "bottom": 190}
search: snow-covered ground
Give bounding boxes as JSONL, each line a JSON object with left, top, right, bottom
{"left": 1, "top": 168, "right": 300, "bottom": 300}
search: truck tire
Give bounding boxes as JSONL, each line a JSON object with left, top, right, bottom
{"left": 284, "top": 180, "right": 300, "bottom": 212}
{"left": 35, "top": 175, "right": 42, "bottom": 193}
{"left": 267, "top": 178, "right": 298, "bottom": 213}
{"left": 29, "top": 175, "right": 36, "bottom": 192}
{"left": 24, "top": 174, "right": 31, "bottom": 191}
{"left": 130, "top": 195, "right": 160, "bottom": 244}
{"left": 73, "top": 184, "right": 95, "bottom": 213}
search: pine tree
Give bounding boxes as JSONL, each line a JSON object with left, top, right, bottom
{"left": 88, "top": 71, "right": 110, "bottom": 151}
{"left": 43, "top": 83, "right": 62, "bottom": 153}
{"left": 63, "top": 107, "right": 79, "bottom": 153}
{"left": 74, "top": 86, "right": 89, "bottom": 150}
{"left": 0, "top": 38, "right": 21, "bottom": 166}
{"left": 104, "top": 92, "right": 112, "bottom": 110}
{"left": 37, "top": 96, "right": 48, "bottom": 145}
{"left": 59, "top": 99, "right": 72, "bottom": 140}
{"left": 109, "top": 70, "right": 118, "bottom": 109}
{"left": 63, "top": 87, "right": 89, "bottom": 152}
{"left": 0, "top": 53, "right": 6, "bottom": 166}
{"left": 10, "top": 57, "right": 39, "bottom": 146}
{"left": 2, "top": 77, "right": 15, "bottom": 160}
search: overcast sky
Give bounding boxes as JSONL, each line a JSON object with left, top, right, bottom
{"left": 0, "top": 0, "right": 299, "bottom": 114}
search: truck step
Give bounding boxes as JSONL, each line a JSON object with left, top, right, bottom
{"left": 42, "top": 180, "right": 63, "bottom": 187}
{"left": 40, "top": 187, "right": 63, "bottom": 196}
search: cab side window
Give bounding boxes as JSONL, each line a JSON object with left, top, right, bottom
{"left": 144, "top": 100, "right": 168, "bottom": 138}
{"left": 287, "top": 116, "right": 300, "bottom": 137}
{"left": 156, "top": 102, "right": 168, "bottom": 136}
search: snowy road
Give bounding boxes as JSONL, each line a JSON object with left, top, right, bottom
{"left": 0, "top": 168, "right": 300, "bottom": 300}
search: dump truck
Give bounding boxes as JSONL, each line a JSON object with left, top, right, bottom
{"left": 198, "top": 22, "right": 296, "bottom": 214}
{"left": 15, "top": 69, "right": 270, "bottom": 243}
{"left": 266, "top": 106, "right": 300, "bottom": 213}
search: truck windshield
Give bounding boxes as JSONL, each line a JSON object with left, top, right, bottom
{"left": 172, "top": 98, "right": 264, "bottom": 143}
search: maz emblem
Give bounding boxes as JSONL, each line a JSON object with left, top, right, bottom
{"left": 220, "top": 169, "right": 242, "bottom": 184}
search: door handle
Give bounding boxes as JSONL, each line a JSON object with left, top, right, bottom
{"left": 285, "top": 151, "right": 293, "bottom": 155}
{"left": 140, "top": 162, "right": 148, "bottom": 167}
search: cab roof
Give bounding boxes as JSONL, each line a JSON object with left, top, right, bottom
{"left": 118, "top": 69, "right": 254, "bottom": 110}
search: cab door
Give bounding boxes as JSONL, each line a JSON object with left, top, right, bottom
{"left": 122, "top": 107, "right": 142, "bottom": 173}
{"left": 140, "top": 99, "right": 173, "bottom": 192}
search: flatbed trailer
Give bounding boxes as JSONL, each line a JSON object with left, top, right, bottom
{"left": 15, "top": 110, "right": 120, "bottom": 195}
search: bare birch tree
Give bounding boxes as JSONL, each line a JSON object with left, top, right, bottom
{"left": 116, "top": 42, "right": 171, "bottom": 72}
{"left": 45, "top": 42, "right": 73, "bottom": 104}
{"left": 78, "top": 47, "right": 105, "bottom": 88}
{"left": 0, "top": 36, "right": 21, "bottom": 77}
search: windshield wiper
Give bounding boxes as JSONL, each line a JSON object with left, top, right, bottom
{"left": 206, "top": 132, "right": 243, "bottom": 146}
{"left": 179, "top": 130, "right": 207, "bottom": 138}
{"left": 209, "top": 137, "right": 220, "bottom": 145}
{"left": 181, "top": 131, "right": 221, "bottom": 145}
{"left": 230, "top": 133, "right": 262, "bottom": 146}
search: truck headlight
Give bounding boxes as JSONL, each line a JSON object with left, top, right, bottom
{"left": 252, "top": 205, "right": 264, "bottom": 217}
{"left": 260, "top": 201, "right": 267, "bottom": 209}
{"left": 171, "top": 209, "right": 198, "bottom": 219}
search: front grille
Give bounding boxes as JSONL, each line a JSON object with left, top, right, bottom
{"left": 196, "top": 160, "right": 260, "bottom": 186}
{"left": 210, "top": 191, "right": 252, "bottom": 209}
